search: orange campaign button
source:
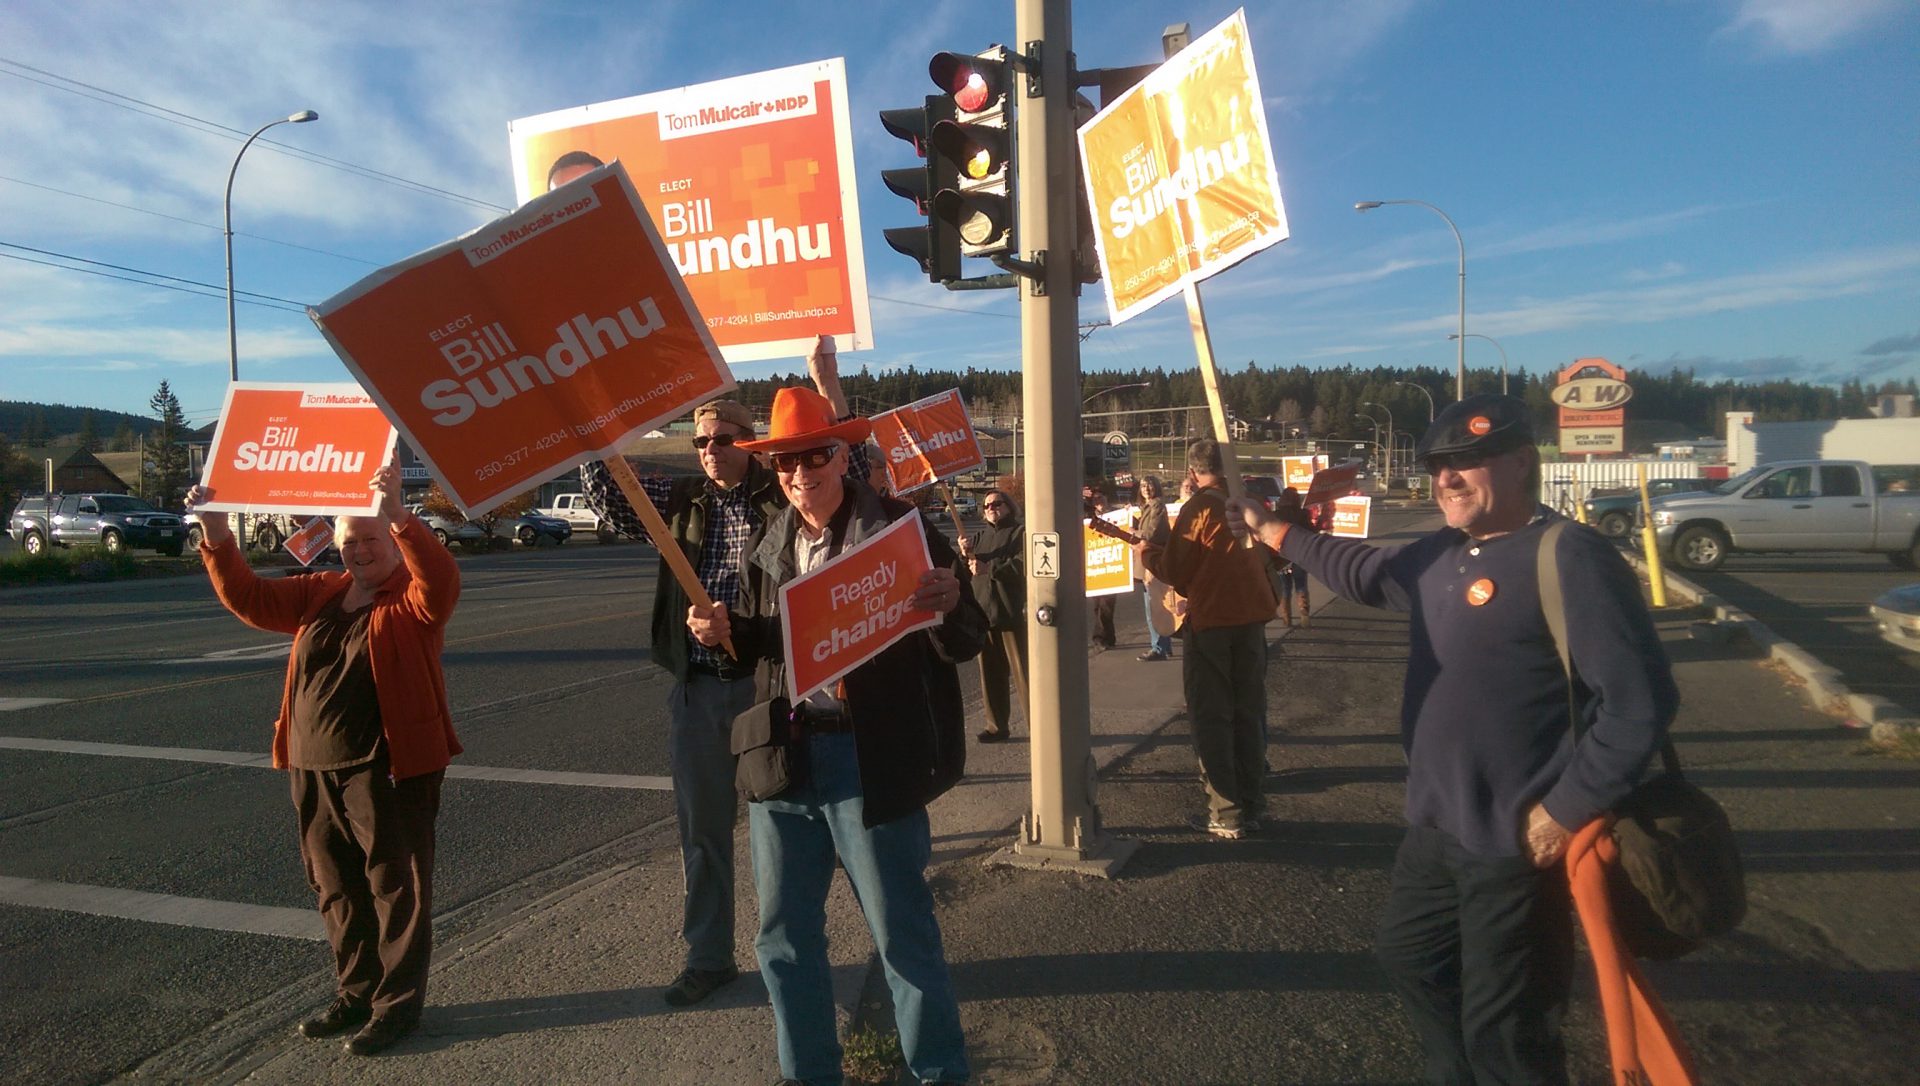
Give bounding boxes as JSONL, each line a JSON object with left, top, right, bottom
{"left": 1468, "top": 416, "right": 1492, "bottom": 435}
{"left": 1466, "top": 578, "right": 1497, "bottom": 606}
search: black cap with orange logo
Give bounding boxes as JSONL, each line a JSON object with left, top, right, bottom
{"left": 1415, "top": 393, "right": 1535, "bottom": 462}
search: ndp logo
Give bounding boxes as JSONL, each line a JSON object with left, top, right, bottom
{"left": 419, "top": 300, "right": 668, "bottom": 427}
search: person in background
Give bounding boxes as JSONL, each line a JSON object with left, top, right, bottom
{"left": 960, "top": 489, "right": 1027, "bottom": 743}
{"left": 1134, "top": 476, "right": 1175, "bottom": 661}
{"left": 1271, "top": 487, "right": 1316, "bottom": 628}
{"left": 1087, "top": 487, "right": 1118, "bottom": 651}
{"left": 189, "top": 465, "right": 460, "bottom": 1057}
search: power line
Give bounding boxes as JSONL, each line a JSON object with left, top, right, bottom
{"left": 871, "top": 293, "right": 1021, "bottom": 319}
{"left": 0, "top": 174, "right": 385, "bottom": 267}
{"left": 0, "top": 56, "right": 510, "bottom": 214}
{"left": 0, "top": 249, "right": 305, "bottom": 313}
{"left": 0, "top": 241, "right": 311, "bottom": 307}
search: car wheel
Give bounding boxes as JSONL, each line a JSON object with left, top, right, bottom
{"left": 1596, "top": 511, "right": 1632, "bottom": 539}
{"left": 1672, "top": 526, "right": 1728, "bottom": 572}
{"left": 159, "top": 542, "right": 184, "bottom": 558}
{"left": 1895, "top": 538, "right": 1920, "bottom": 571}
{"left": 22, "top": 530, "right": 46, "bottom": 557}
{"left": 102, "top": 529, "right": 125, "bottom": 556}
{"left": 185, "top": 525, "right": 204, "bottom": 550}
{"left": 518, "top": 525, "right": 537, "bottom": 545}
{"left": 255, "top": 524, "right": 281, "bottom": 552}
{"left": 433, "top": 528, "right": 451, "bottom": 547}
{"left": 595, "top": 525, "right": 616, "bottom": 543}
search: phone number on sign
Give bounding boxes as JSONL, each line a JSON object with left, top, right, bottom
{"left": 471, "top": 425, "right": 580, "bottom": 483}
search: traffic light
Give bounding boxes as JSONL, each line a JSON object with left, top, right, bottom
{"left": 926, "top": 47, "right": 1016, "bottom": 259}
{"left": 879, "top": 97, "right": 960, "bottom": 283}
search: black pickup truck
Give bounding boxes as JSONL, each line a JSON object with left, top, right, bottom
{"left": 8, "top": 493, "right": 186, "bottom": 557}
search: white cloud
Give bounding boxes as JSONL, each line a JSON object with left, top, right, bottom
{"left": 1716, "top": 0, "right": 1909, "bottom": 55}
{"left": 1624, "top": 261, "right": 1688, "bottom": 282}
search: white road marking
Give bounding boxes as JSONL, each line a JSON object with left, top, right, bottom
{"left": 155, "top": 643, "right": 293, "bottom": 665}
{"left": 0, "top": 736, "right": 672, "bottom": 790}
{"left": 0, "top": 698, "right": 69, "bottom": 711}
{"left": 0, "top": 875, "right": 323, "bottom": 940}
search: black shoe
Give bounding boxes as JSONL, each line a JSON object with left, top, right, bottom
{"left": 1137, "top": 649, "right": 1169, "bottom": 661}
{"left": 977, "top": 729, "right": 1009, "bottom": 743}
{"left": 664, "top": 964, "right": 739, "bottom": 1007}
{"left": 297, "top": 997, "right": 371, "bottom": 1038}
{"left": 344, "top": 1015, "right": 418, "bottom": 1056}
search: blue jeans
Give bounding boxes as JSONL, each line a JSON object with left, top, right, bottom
{"left": 669, "top": 673, "right": 757, "bottom": 971}
{"left": 1141, "top": 586, "right": 1172, "bottom": 656}
{"left": 749, "top": 732, "right": 968, "bottom": 1085}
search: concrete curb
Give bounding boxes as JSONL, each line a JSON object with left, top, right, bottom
{"left": 1622, "top": 549, "right": 1919, "bottom": 734}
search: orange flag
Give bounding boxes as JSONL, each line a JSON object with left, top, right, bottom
{"left": 1566, "top": 821, "right": 1700, "bottom": 1086}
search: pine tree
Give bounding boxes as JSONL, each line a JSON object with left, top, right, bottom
{"left": 111, "top": 421, "right": 135, "bottom": 452}
{"left": 146, "top": 381, "right": 192, "bottom": 507}
{"left": 77, "top": 411, "right": 102, "bottom": 453}
{"left": 22, "top": 408, "right": 49, "bottom": 447}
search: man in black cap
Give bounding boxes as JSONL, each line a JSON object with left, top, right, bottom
{"left": 1230, "top": 394, "right": 1678, "bottom": 1084}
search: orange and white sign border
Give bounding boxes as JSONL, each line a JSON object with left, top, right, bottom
{"left": 777, "top": 512, "right": 940, "bottom": 703}
{"left": 196, "top": 382, "right": 397, "bottom": 517}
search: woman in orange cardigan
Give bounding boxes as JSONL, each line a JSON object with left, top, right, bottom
{"left": 188, "top": 464, "right": 460, "bottom": 1058}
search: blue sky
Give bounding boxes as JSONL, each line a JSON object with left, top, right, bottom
{"left": 2, "top": 0, "right": 1916, "bottom": 429}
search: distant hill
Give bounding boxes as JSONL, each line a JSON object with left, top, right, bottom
{"left": 0, "top": 400, "right": 169, "bottom": 444}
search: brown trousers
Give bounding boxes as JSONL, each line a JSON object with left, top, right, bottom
{"left": 978, "top": 626, "right": 1029, "bottom": 735}
{"left": 291, "top": 757, "right": 443, "bottom": 1018}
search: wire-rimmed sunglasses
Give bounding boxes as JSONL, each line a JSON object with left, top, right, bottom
{"left": 769, "top": 446, "right": 838, "bottom": 473}
{"left": 691, "top": 433, "right": 739, "bottom": 450}
{"left": 1423, "top": 449, "right": 1494, "bottom": 475}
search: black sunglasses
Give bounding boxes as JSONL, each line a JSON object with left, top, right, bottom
{"left": 769, "top": 446, "right": 839, "bottom": 473}
{"left": 1424, "top": 448, "right": 1496, "bottom": 475}
{"left": 692, "top": 433, "right": 739, "bottom": 450}
{"left": 984, "top": 500, "right": 1009, "bottom": 511}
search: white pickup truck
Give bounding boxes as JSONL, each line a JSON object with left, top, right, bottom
{"left": 538, "top": 493, "right": 604, "bottom": 534}
{"left": 1651, "top": 459, "right": 1920, "bottom": 571}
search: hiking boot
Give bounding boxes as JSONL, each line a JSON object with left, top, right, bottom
{"left": 1188, "top": 814, "right": 1255, "bottom": 840}
{"left": 343, "top": 1014, "right": 417, "bottom": 1056}
{"left": 298, "top": 997, "right": 371, "bottom": 1038}
{"left": 664, "top": 964, "right": 739, "bottom": 1007}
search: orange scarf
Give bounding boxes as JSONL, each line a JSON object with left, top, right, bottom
{"left": 1566, "top": 821, "right": 1699, "bottom": 1086}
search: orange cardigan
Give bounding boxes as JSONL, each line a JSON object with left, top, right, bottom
{"left": 201, "top": 516, "right": 463, "bottom": 780}
{"left": 1566, "top": 820, "right": 1699, "bottom": 1086}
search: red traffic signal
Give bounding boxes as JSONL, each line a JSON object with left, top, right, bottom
{"left": 929, "top": 51, "right": 1007, "bottom": 116}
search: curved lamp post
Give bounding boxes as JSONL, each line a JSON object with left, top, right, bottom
{"left": 1356, "top": 199, "right": 1466, "bottom": 401}
{"left": 1449, "top": 332, "right": 1509, "bottom": 396}
{"left": 1394, "top": 380, "right": 1436, "bottom": 422}
{"left": 1362, "top": 400, "right": 1395, "bottom": 491}
{"left": 226, "top": 109, "right": 319, "bottom": 382}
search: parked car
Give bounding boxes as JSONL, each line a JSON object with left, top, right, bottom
{"left": 537, "top": 492, "right": 601, "bottom": 532}
{"left": 950, "top": 493, "right": 979, "bottom": 517}
{"left": 1651, "top": 459, "right": 1920, "bottom": 571}
{"left": 513, "top": 512, "right": 572, "bottom": 545}
{"left": 406, "top": 504, "right": 490, "bottom": 547}
{"left": 9, "top": 493, "right": 185, "bottom": 556}
{"left": 179, "top": 510, "right": 310, "bottom": 552}
{"left": 1870, "top": 584, "right": 1920, "bottom": 654}
{"left": 1581, "top": 477, "right": 1715, "bottom": 539}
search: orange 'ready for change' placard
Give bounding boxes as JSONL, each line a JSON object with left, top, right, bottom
{"left": 869, "top": 389, "right": 983, "bottom": 495}
{"left": 196, "top": 383, "right": 397, "bottom": 517}
{"left": 308, "top": 162, "right": 733, "bottom": 516}
{"left": 778, "top": 513, "right": 939, "bottom": 703}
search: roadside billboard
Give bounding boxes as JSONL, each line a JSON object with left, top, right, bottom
{"left": 1555, "top": 357, "right": 1630, "bottom": 454}
{"left": 196, "top": 383, "right": 397, "bottom": 517}
{"left": 778, "top": 513, "right": 939, "bottom": 702}
{"left": 869, "top": 389, "right": 983, "bottom": 495}
{"left": 508, "top": 58, "right": 873, "bottom": 362}
{"left": 308, "top": 162, "right": 733, "bottom": 516}
{"left": 1077, "top": 8, "right": 1289, "bottom": 326}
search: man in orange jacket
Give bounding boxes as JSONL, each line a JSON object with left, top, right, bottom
{"left": 188, "top": 464, "right": 461, "bottom": 1057}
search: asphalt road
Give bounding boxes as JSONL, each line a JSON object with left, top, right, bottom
{"left": 0, "top": 541, "right": 683, "bottom": 1086}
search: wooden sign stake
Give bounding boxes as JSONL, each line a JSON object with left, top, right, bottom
{"left": 603, "top": 454, "right": 736, "bottom": 659}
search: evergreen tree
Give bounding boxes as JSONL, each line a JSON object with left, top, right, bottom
{"left": 77, "top": 411, "right": 102, "bottom": 453}
{"left": 111, "top": 421, "right": 135, "bottom": 452}
{"left": 22, "top": 408, "right": 49, "bottom": 447}
{"left": 146, "top": 381, "right": 192, "bottom": 507}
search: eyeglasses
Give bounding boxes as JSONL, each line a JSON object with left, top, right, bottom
{"left": 769, "top": 446, "right": 838, "bottom": 473}
{"left": 1424, "top": 449, "right": 1493, "bottom": 475}
{"left": 692, "top": 433, "right": 739, "bottom": 450}
{"left": 984, "top": 501, "right": 1009, "bottom": 511}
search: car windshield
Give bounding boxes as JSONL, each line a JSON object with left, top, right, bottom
{"left": 1710, "top": 468, "right": 1763, "bottom": 495}
{"left": 95, "top": 495, "right": 159, "bottom": 513}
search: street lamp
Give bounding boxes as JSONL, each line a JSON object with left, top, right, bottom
{"left": 1352, "top": 414, "right": 1383, "bottom": 481}
{"left": 1356, "top": 199, "right": 1466, "bottom": 401}
{"left": 1082, "top": 381, "right": 1153, "bottom": 405}
{"left": 1362, "top": 400, "right": 1395, "bottom": 491}
{"left": 1394, "top": 380, "right": 1436, "bottom": 422}
{"left": 1449, "top": 332, "right": 1509, "bottom": 396}
{"left": 226, "top": 109, "right": 319, "bottom": 382}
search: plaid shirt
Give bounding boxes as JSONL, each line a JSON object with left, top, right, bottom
{"left": 580, "top": 443, "right": 870, "bottom": 672}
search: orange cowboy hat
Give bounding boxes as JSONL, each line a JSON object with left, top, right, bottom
{"left": 735, "top": 386, "right": 872, "bottom": 452}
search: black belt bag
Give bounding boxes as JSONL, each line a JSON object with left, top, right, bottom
{"left": 732, "top": 694, "right": 803, "bottom": 802}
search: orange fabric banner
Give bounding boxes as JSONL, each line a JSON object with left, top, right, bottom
{"left": 1567, "top": 821, "right": 1701, "bottom": 1086}
{"left": 196, "top": 383, "right": 397, "bottom": 516}
{"left": 1085, "top": 510, "right": 1137, "bottom": 597}
{"left": 308, "top": 162, "right": 733, "bottom": 516}
{"left": 283, "top": 517, "right": 334, "bottom": 567}
{"left": 1330, "top": 496, "right": 1373, "bottom": 539}
{"left": 1078, "top": 8, "right": 1289, "bottom": 326}
{"left": 508, "top": 58, "right": 872, "bottom": 363}
{"left": 778, "top": 513, "right": 938, "bottom": 703}
{"left": 869, "top": 389, "right": 984, "bottom": 495}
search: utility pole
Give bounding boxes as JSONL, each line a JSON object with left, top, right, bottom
{"left": 1002, "top": 0, "right": 1134, "bottom": 876}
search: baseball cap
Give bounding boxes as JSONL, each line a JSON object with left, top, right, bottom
{"left": 1415, "top": 394, "right": 1534, "bottom": 463}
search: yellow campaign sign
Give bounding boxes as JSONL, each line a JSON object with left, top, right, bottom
{"left": 1085, "top": 509, "right": 1136, "bottom": 597}
{"left": 1078, "top": 8, "right": 1289, "bottom": 326}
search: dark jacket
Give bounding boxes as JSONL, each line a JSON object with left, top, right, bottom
{"left": 968, "top": 514, "right": 1025, "bottom": 630}
{"left": 734, "top": 478, "right": 987, "bottom": 827}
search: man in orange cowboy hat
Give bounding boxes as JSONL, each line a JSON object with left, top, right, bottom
{"left": 689, "top": 385, "right": 985, "bottom": 1086}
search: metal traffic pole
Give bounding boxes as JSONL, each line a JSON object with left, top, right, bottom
{"left": 998, "top": 0, "right": 1134, "bottom": 877}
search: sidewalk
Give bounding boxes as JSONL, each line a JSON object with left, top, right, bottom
{"left": 128, "top": 577, "right": 1920, "bottom": 1084}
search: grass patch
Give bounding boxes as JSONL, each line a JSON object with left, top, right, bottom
{"left": 0, "top": 545, "right": 142, "bottom": 587}
{"left": 1864, "top": 728, "right": 1920, "bottom": 761}
{"left": 841, "top": 1024, "right": 903, "bottom": 1085}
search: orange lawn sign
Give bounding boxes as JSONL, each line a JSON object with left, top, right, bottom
{"left": 1329, "top": 496, "right": 1373, "bottom": 539}
{"left": 308, "top": 161, "right": 733, "bottom": 517}
{"left": 1085, "top": 509, "right": 1137, "bottom": 597}
{"left": 1281, "top": 454, "right": 1327, "bottom": 492}
{"left": 1077, "top": 8, "right": 1289, "bottom": 327}
{"left": 869, "top": 389, "right": 983, "bottom": 496}
{"left": 195, "top": 383, "right": 397, "bottom": 517}
{"left": 778, "top": 512, "right": 939, "bottom": 703}
{"left": 284, "top": 517, "right": 334, "bottom": 567}
{"left": 508, "top": 58, "right": 872, "bottom": 363}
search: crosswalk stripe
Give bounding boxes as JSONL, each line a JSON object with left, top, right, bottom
{"left": 0, "top": 736, "right": 673, "bottom": 791}
{"left": 0, "top": 698, "right": 70, "bottom": 711}
{"left": 0, "top": 875, "right": 324, "bottom": 940}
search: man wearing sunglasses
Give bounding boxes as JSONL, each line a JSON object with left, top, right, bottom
{"left": 579, "top": 336, "right": 868, "bottom": 1009}
{"left": 687, "top": 385, "right": 984, "bottom": 1086}
{"left": 959, "top": 489, "right": 1027, "bottom": 742}
{"left": 1229, "top": 394, "right": 1677, "bottom": 1085}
